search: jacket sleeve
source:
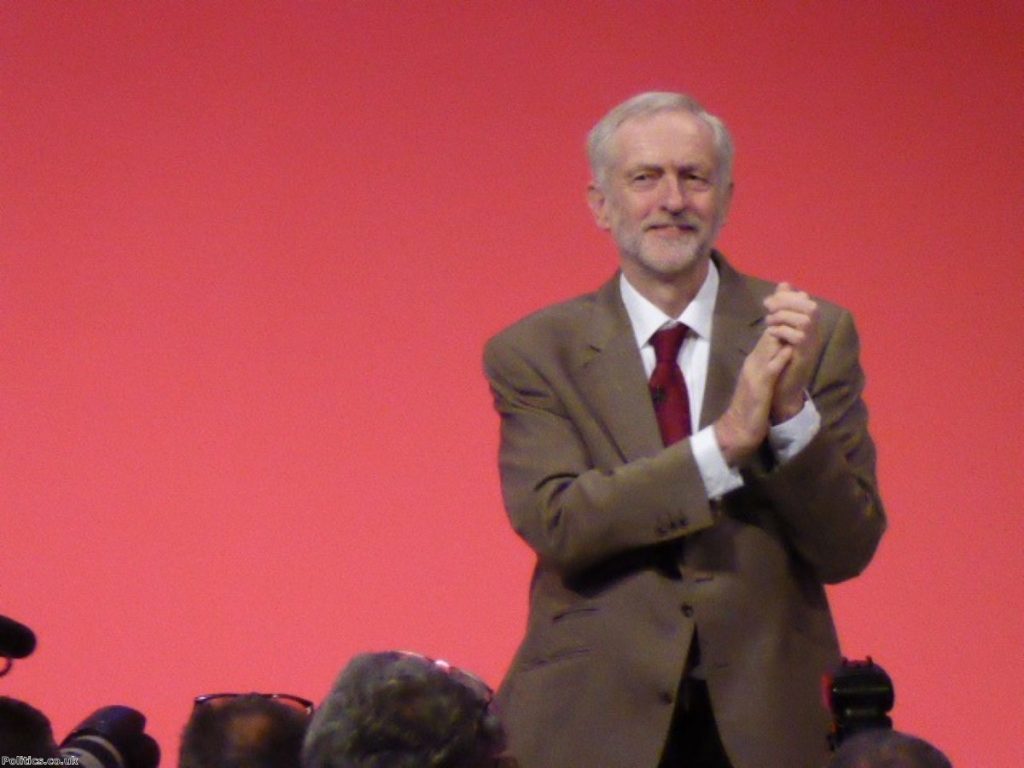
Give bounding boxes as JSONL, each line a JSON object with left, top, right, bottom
{"left": 747, "top": 307, "right": 886, "bottom": 583}
{"left": 483, "top": 335, "right": 717, "bottom": 578}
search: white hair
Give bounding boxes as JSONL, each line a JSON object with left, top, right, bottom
{"left": 587, "top": 91, "right": 734, "bottom": 188}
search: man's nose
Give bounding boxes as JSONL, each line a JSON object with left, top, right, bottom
{"left": 660, "top": 176, "right": 688, "bottom": 212}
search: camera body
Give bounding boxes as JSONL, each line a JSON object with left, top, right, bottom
{"left": 1, "top": 615, "right": 159, "bottom": 768}
{"left": 60, "top": 707, "right": 161, "bottom": 768}
{"left": 825, "top": 657, "right": 895, "bottom": 750}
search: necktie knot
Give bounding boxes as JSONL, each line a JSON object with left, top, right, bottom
{"left": 650, "top": 325, "right": 688, "bottom": 364}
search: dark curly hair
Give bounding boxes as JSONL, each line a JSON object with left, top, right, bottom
{"left": 828, "top": 729, "right": 952, "bottom": 768}
{"left": 302, "top": 652, "right": 507, "bottom": 768}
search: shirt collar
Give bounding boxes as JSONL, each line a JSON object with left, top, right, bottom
{"left": 619, "top": 260, "right": 719, "bottom": 348}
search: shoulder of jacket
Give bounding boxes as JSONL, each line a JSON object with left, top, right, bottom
{"left": 485, "top": 287, "right": 603, "bottom": 354}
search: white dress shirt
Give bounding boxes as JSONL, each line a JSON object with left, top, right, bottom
{"left": 619, "top": 263, "right": 820, "bottom": 499}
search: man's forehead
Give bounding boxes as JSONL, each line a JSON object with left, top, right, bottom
{"left": 609, "top": 110, "right": 717, "bottom": 167}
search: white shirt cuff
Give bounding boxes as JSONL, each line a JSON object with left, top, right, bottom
{"left": 691, "top": 425, "right": 743, "bottom": 500}
{"left": 768, "top": 396, "right": 821, "bottom": 462}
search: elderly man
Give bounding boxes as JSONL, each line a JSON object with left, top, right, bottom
{"left": 483, "top": 92, "right": 886, "bottom": 768}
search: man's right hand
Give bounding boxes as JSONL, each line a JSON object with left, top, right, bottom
{"left": 714, "top": 329, "right": 793, "bottom": 467}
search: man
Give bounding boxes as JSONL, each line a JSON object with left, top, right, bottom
{"left": 483, "top": 92, "right": 886, "bottom": 768}
{"left": 301, "top": 651, "right": 510, "bottom": 768}
{"left": 180, "top": 693, "right": 309, "bottom": 768}
{"left": 828, "top": 730, "right": 952, "bottom": 768}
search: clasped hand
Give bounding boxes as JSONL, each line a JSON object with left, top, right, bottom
{"left": 714, "top": 282, "right": 820, "bottom": 466}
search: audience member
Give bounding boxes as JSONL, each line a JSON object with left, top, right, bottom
{"left": 302, "top": 651, "right": 508, "bottom": 768}
{"left": 828, "top": 729, "right": 952, "bottom": 768}
{"left": 179, "top": 693, "right": 311, "bottom": 768}
{"left": 0, "top": 695, "right": 60, "bottom": 758}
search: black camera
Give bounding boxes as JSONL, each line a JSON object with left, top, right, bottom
{"left": 825, "top": 657, "right": 894, "bottom": 749}
{"left": 1, "top": 614, "right": 160, "bottom": 768}
{"left": 60, "top": 706, "right": 161, "bottom": 768}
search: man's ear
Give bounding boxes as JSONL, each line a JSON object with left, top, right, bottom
{"left": 587, "top": 182, "right": 610, "bottom": 230}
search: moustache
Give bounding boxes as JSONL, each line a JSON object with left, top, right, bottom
{"left": 643, "top": 216, "right": 702, "bottom": 231}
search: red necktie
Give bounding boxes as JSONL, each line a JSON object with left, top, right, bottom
{"left": 649, "top": 325, "right": 691, "bottom": 446}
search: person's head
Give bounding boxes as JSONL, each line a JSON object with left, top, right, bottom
{"left": 179, "top": 693, "right": 311, "bottom": 768}
{"left": 587, "top": 92, "right": 734, "bottom": 191}
{"left": 302, "top": 651, "right": 507, "bottom": 768}
{"left": 828, "top": 729, "right": 953, "bottom": 768}
{"left": 0, "top": 696, "right": 60, "bottom": 758}
{"left": 586, "top": 92, "right": 734, "bottom": 298}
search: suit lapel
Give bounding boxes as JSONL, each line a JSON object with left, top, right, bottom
{"left": 572, "top": 256, "right": 767, "bottom": 457}
{"left": 700, "top": 253, "right": 769, "bottom": 428}
{"left": 575, "top": 276, "right": 665, "bottom": 462}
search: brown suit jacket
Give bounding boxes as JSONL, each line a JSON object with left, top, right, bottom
{"left": 483, "top": 253, "right": 886, "bottom": 768}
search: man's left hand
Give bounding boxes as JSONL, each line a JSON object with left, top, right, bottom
{"left": 763, "top": 282, "right": 820, "bottom": 423}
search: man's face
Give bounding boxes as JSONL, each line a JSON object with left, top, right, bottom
{"left": 588, "top": 110, "right": 732, "bottom": 286}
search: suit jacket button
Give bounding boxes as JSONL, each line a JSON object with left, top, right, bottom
{"left": 681, "top": 603, "right": 694, "bottom": 618}
{"left": 658, "top": 690, "right": 674, "bottom": 705}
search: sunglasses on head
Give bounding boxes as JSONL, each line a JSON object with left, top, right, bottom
{"left": 193, "top": 692, "right": 314, "bottom": 716}
{"left": 393, "top": 650, "right": 494, "bottom": 705}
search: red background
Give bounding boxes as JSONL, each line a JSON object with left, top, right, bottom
{"left": 3, "top": 2, "right": 1022, "bottom": 765}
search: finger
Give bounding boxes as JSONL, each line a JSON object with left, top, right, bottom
{"left": 767, "top": 324, "right": 806, "bottom": 346}
{"left": 762, "top": 344, "right": 794, "bottom": 378}
{"left": 749, "top": 342, "right": 794, "bottom": 385}
{"left": 752, "top": 328, "right": 783, "bottom": 356}
{"left": 770, "top": 309, "right": 815, "bottom": 329}
{"left": 764, "top": 291, "right": 815, "bottom": 314}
